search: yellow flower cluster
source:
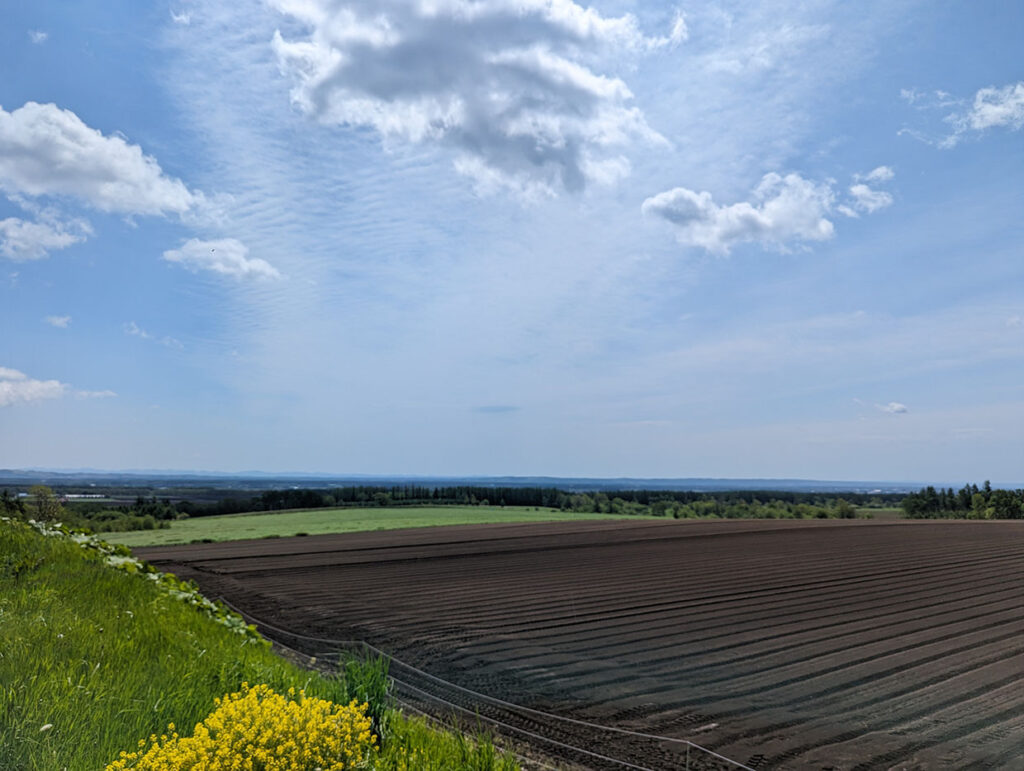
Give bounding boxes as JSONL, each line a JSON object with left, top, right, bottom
{"left": 106, "top": 683, "right": 377, "bottom": 770}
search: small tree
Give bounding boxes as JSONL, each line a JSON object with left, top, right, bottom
{"left": 28, "top": 485, "right": 63, "bottom": 522}
{"left": 1, "top": 489, "right": 26, "bottom": 518}
{"left": 834, "top": 499, "right": 857, "bottom": 519}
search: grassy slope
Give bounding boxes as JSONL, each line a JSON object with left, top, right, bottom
{"left": 0, "top": 520, "right": 515, "bottom": 770}
{"left": 103, "top": 505, "right": 644, "bottom": 547}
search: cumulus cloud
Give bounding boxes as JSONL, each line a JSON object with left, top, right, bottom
{"left": 848, "top": 183, "right": 893, "bottom": 214}
{"left": 960, "top": 82, "right": 1024, "bottom": 132}
{"left": 839, "top": 166, "right": 895, "bottom": 216}
{"left": 646, "top": 166, "right": 895, "bottom": 252}
{"left": 0, "top": 365, "right": 117, "bottom": 406}
{"left": 0, "top": 366, "right": 65, "bottom": 407}
{"left": 269, "top": 0, "right": 664, "bottom": 196}
{"left": 44, "top": 315, "right": 71, "bottom": 328}
{"left": 162, "top": 237, "right": 282, "bottom": 280}
{"left": 0, "top": 214, "right": 91, "bottom": 260}
{"left": 0, "top": 102, "right": 202, "bottom": 215}
{"left": 642, "top": 172, "right": 836, "bottom": 254}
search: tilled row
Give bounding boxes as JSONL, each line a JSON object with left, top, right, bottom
{"left": 139, "top": 518, "right": 1024, "bottom": 769}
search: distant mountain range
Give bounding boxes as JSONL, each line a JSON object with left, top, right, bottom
{"left": 0, "top": 468, "right": 954, "bottom": 494}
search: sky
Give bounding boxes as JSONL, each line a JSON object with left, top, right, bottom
{"left": 1, "top": 0, "right": 1022, "bottom": 482}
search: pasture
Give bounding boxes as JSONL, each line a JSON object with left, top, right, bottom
{"left": 139, "top": 518, "right": 1024, "bottom": 769}
{"left": 104, "top": 504, "right": 644, "bottom": 547}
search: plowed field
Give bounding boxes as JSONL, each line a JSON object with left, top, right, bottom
{"left": 137, "top": 518, "right": 1024, "bottom": 769}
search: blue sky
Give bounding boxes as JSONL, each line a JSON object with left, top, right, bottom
{"left": 1, "top": 0, "right": 1022, "bottom": 482}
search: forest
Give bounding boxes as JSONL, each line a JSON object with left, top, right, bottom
{"left": 901, "top": 482, "right": 1024, "bottom": 519}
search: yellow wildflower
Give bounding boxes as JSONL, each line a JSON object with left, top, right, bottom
{"left": 105, "top": 683, "right": 376, "bottom": 770}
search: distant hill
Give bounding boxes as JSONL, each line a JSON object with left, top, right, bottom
{"left": 0, "top": 468, "right": 935, "bottom": 494}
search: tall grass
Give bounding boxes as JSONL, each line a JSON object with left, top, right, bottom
{"left": 0, "top": 519, "right": 518, "bottom": 770}
{"left": 337, "top": 652, "right": 394, "bottom": 739}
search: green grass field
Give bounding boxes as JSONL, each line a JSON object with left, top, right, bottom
{"left": 856, "top": 506, "right": 905, "bottom": 520}
{"left": 102, "top": 505, "right": 646, "bottom": 547}
{"left": 1, "top": 518, "right": 517, "bottom": 770}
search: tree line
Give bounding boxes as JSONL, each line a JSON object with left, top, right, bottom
{"left": 164, "top": 485, "right": 895, "bottom": 519}
{"left": 902, "top": 482, "right": 1024, "bottom": 519}
{"left": 2, "top": 484, "right": 890, "bottom": 530}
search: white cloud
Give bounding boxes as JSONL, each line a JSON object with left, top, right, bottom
{"left": 0, "top": 367, "right": 26, "bottom": 380}
{"left": 848, "top": 183, "right": 893, "bottom": 214}
{"left": 28, "top": 30, "right": 48, "bottom": 44}
{"left": 0, "top": 365, "right": 116, "bottom": 406}
{"left": 702, "top": 22, "right": 829, "bottom": 75}
{"left": 962, "top": 82, "right": 1024, "bottom": 132}
{"left": 641, "top": 172, "right": 836, "bottom": 254}
{"left": 844, "top": 166, "right": 895, "bottom": 215}
{"left": 0, "top": 102, "right": 202, "bottom": 215}
{"left": 900, "top": 88, "right": 958, "bottom": 109}
{"left": 645, "top": 164, "right": 895, "bottom": 252}
{"left": 646, "top": 10, "right": 688, "bottom": 49}
{"left": 171, "top": 10, "right": 192, "bottom": 25}
{"left": 44, "top": 315, "right": 71, "bottom": 328}
{"left": 667, "top": 12, "right": 689, "bottom": 46}
{"left": 904, "top": 82, "right": 1024, "bottom": 148}
{"left": 75, "top": 389, "right": 117, "bottom": 399}
{"left": 268, "top": 0, "right": 663, "bottom": 195}
{"left": 0, "top": 366, "right": 66, "bottom": 407}
{"left": 0, "top": 214, "right": 91, "bottom": 260}
{"left": 124, "top": 320, "right": 151, "bottom": 340}
{"left": 162, "top": 237, "right": 281, "bottom": 280}
{"left": 859, "top": 166, "right": 894, "bottom": 183}
{"left": 124, "top": 321, "right": 183, "bottom": 349}
{"left": 878, "top": 401, "right": 908, "bottom": 414}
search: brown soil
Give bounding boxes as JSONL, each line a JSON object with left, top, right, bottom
{"left": 137, "top": 518, "right": 1024, "bottom": 769}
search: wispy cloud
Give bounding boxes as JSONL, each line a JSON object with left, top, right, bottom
{"left": 878, "top": 401, "right": 908, "bottom": 414}
{"left": 43, "top": 315, "right": 71, "bottom": 328}
{"left": 475, "top": 405, "right": 520, "bottom": 414}
{"left": 28, "top": 30, "right": 48, "bottom": 45}
{"left": 0, "top": 214, "right": 91, "bottom": 260}
{"left": 901, "top": 81, "right": 1024, "bottom": 147}
{"left": 75, "top": 389, "right": 117, "bottom": 400}
{"left": 124, "top": 321, "right": 183, "bottom": 350}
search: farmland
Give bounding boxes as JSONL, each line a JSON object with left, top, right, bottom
{"left": 104, "top": 505, "right": 645, "bottom": 547}
{"left": 138, "top": 518, "right": 1024, "bottom": 769}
